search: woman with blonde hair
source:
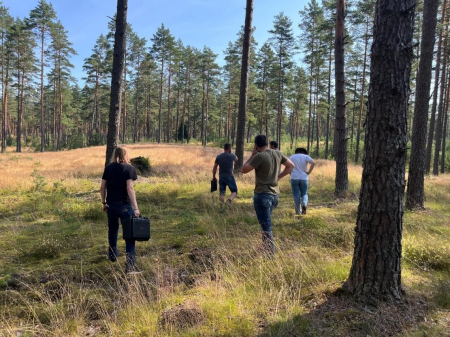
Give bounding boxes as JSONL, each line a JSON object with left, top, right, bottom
{"left": 100, "top": 146, "right": 141, "bottom": 274}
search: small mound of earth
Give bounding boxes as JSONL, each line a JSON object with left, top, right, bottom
{"left": 161, "top": 302, "right": 205, "bottom": 329}
{"left": 130, "top": 156, "right": 151, "bottom": 177}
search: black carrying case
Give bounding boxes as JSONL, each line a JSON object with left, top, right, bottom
{"left": 123, "top": 216, "right": 150, "bottom": 241}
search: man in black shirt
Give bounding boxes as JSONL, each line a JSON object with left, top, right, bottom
{"left": 212, "top": 143, "right": 238, "bottom": 206}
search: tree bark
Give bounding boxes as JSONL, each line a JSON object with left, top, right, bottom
{"left": 355, "top": 21, "right": 369, "bottom": 164}
{"left": 234, "top": 0, "right": 253, "bottom": 172}
{"left": 406, "top": 0, "right": 439, "bottom": 209}
{"left": 433, "top": 23, "right": 449, "bottom": 175}
{"left": 105, "top": 0, "right": 127, "bottom": 166}
{"left": 345, "top": 0, "right": 415, "bottom": 302}
{"left": 425, "top": 0, "right": 448, "bottom": 173}
{"left": 334, "top": 0, "right": 349, "bottom": 195}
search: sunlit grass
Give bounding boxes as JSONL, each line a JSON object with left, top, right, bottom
{"left": 0, "top": 143, "right": 449, "bottom": 336}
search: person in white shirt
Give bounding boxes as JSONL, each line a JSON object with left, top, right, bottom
{"left": 289, "top": 148, "right": 315, "bottom": 215}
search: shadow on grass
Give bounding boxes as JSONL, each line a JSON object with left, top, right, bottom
{"left": 260, "top": 290, "right": 428, "bottom": 337}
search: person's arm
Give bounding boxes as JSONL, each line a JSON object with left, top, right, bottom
{"left": 100, "top": 179, "right": 107, "bottom": 212}
{"left": 234, "top": 154, "right": 238, "bottom": 162}
{"left": 242, "top": 146, "right": 258, "bottom": 174}
{"left": 126, "top": 179, "right": 140, "bottom": 216}
{"left": 278, "top": 158, "right": 295, "bottom": 180}
{"left": 307, "top": 159, "right": 316, "bottom": 175}
{"left": 212, "top": 162, "right": 218, "bottom": 180}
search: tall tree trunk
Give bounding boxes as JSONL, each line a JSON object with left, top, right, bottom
{"left": 227, "top": 78, "right": 231, "bottom": 142}
{"left": 433, "top": 24, "right": 449, "bottom": 175}
{"left": 334, "top": 0, "right": 348, "bottom": 195}
{"left": 350, "top": 71, "right": 358, "bottom": 156}
{"left": 157, "top": 57, "right": 164, "bottom": 144}
{"left": 122, "top": 51, "right": 127, "bottom": 143}
{"left": 406, "top": 0, "right": 439, "bottom": 209}
{"left": 175, "top": 83, "right": 180, "bottom": 142}
{"left": 441, "top": 71, "right": 450, "bottom": 173}
{"left": 325, "top": 35, "right": 332, "bottom": 160}
{"left": 345, "top": 0, "right": 415, "bottom": 302}
{"left": 355, "top": 20, "right": 369, "bottom": 164}
{"left": 2, "top": 55, "right": 8, "bottom": 153}
{"left": 105, "top": 0, "right": 127, "bottom": 166}
{"left": 1, "top": 30, "right": 4, "bottom": 153}
{"left": 307, "top": 28, "right": 315, "bottom": 154}
{"left": 133, "top": 55, "right": 141, "bottom": 144}
{"left": 16, "top": 67, "right": 22, "bottom": 153}
{"left": 40, "top": 28, "right": 45, "bottom": 152}
{"left": 57, "top": 52, "right": 63, "bottom": 151}
{"left": 166, "top": 54, "right": 172, "bottom": 143}
{"left": 425, "top": 0, "right": 448, "bottom": 173}
{"left": 235, "top": 0, "right": 253, "bottom": 172}
{"left": 181, "top": 67, "right": 189, "bottom": 144}
{"left": 201, "top": 79, "right": 205, "bottom": 145}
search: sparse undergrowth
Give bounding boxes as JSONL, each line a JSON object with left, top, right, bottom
{"left": 0, "top": 144, "right": 449, "bottom": 336}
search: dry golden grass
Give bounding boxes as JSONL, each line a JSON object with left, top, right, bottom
{"left": 0, "top": 144, "right": 364, "bottom": 193}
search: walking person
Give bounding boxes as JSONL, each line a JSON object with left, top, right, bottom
{"left": 100, "top": 146, "right": 141, "bottom": 274}
{"left": 269, "top": 140, "right": 279, "bottom": 150}
{"left": 242, "top": 135, "right": 294, "bottom": 254}
{"left": 213, "top": 143, "right": 239, "bottom": 206}
{"left": 290, "top": 148, "right": 315, "bottom": 215}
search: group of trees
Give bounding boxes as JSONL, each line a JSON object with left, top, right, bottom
{"left": 0, "top": 0, "right": 449, "bottom": 177}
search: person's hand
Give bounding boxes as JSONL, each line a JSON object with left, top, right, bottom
{"left": 103, "top": 204, "right": 108, "bottom": 212}
{"left": 134, "top": 209, "right": 140, "bottom": 217}
{"left": 251, "top": 145, "right": 258, "bottom": 157}
{"left": 213, "top": 177, "right": 217, "bottom": 181}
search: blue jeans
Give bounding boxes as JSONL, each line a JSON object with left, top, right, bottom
{"left": 253, "top": 193, "right": 279, "bottom": 254}
{"left": 107, "top": 202, "right": 136, "bottom": 267}
{"left": 290, "top": 179, "right": 308, "bottom": 214}
{"left": 219, "top": 176, "right": 238, "bottom": 196}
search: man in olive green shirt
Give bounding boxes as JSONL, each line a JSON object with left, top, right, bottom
{"left": 242, "top": 135, "right": 294, "bottom": 254}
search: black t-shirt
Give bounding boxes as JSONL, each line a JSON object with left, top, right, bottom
{"left": 215, "top": 152, "right": 237, "bottom": 177}
{"left": 102, "top": 162, "right": 137, "bottom": 204}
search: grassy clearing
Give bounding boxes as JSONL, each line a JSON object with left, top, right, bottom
{"left": 0, "top": 144, "right": 449, "bottom": 336}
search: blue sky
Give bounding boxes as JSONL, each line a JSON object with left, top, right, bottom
{"left": 5, "top": 0, "right": 309, "bottom": 84}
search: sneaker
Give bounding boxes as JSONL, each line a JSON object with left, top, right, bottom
{"left": 125, "top": 265, "right": 142, "bottom": 275}
{"left": 301, "top": 205, "right": 307, "bottom": 215}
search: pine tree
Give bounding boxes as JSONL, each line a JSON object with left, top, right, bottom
{"left": 26, "top": 0, "right": 57, "bottom": 152}
{"left": 346, "top": 0, "right": 415, "bottom": 302}
{"left": 105, "top": 0, "right": 127, "bottom": 165}
{"left": 334, "top": 0, "right": 348, "bottom": 195}
{"left": 235, "top": 0, "right": 254, "bottom": 173}
{"left": 150, "top": 23, "right": 175, "bottom": 143}
{"left": 406, "top": 0, "right": 440, "bottom": 209}
{"left": 269, "top": 12, "right": 296, "bottom": 149}
{"left": 48, "top": 20, "right": 76, "bottom": 150}
{"left": 0, "top": 4, "right": 13, "bottom": 152}
{"left": 10, "top": 18, "right": 37, "bottom": 152}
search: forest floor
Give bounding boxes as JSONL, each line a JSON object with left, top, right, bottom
{"left": 0, "top": 143, "right": 449, "bottom": 337}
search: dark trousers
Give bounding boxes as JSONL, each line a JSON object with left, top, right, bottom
{"left": 107, "top": 202, "right": 136, "bottom": 267}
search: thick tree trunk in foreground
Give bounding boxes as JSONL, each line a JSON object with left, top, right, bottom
{"left": 406, "top": 0, "right": 439, "bottom": 209}
{"left": 105, "top": 0, "right": 127, "bottom": 166}
{"left": 334, "top": 0, "right": 348, "bottom": 195}
{"left": 346, "top": 0, "right": 415, "bottom": 302}
{"left": 235, "top": 0, "right": 253, "bottom": 173}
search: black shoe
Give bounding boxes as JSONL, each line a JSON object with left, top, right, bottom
{"left": 109, "top": 256, "right": 117, "bottom": 262}
{"left": 125, "top": 265, "right": 142, "bottom": 275}
{"left": 301, "top": 205, "right": 307, "bottom": 215}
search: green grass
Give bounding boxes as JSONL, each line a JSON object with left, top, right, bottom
{"left": 0, "top": 156, "right": 449, "bottom": 336}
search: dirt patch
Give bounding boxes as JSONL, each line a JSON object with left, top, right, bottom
{"left": 301, "top": 291, "right": 428, "bottom": 336}
{"left": 161, "top": 301, "right": 205, "bottom": 329}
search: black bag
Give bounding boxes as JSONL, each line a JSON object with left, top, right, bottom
{"left": 123, "top": 216, "right": 150, "bottom": 241}
{"left": 211, "top": 179, "right": 218, "bottom": 192}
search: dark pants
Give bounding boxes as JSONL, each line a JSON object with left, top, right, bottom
{"left": 107, "top": 202, "right": 136, "bottom": 267}
{"left": 253, "top": 193, "right": 279, "bottom": 254}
